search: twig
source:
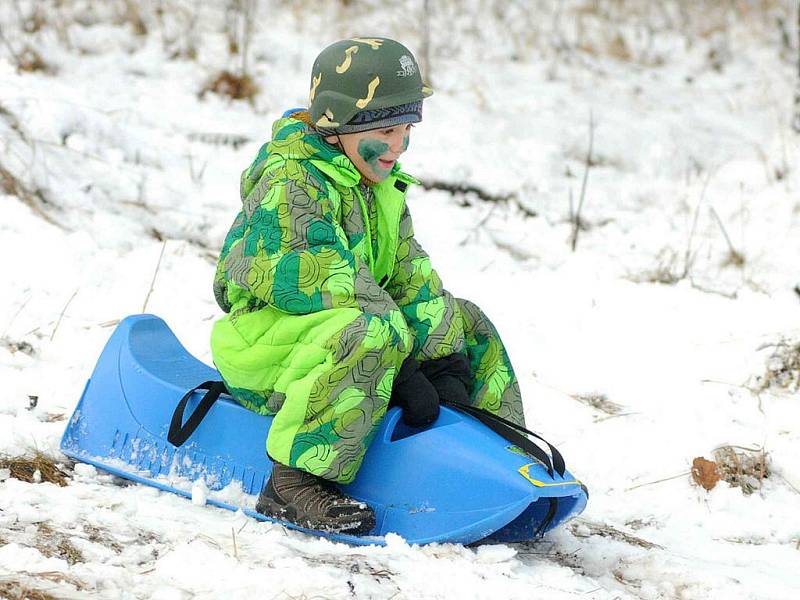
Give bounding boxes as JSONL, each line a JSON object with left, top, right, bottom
{"left": 625, "top": 471, "right": 690, "bottom": 491}
{"left": 488, "top": 232, "right": 536, "bottom": 262}
{"left": 570, "top": 519, "right": 663, "bottom": 550}
{"left": 459, "top": 204, "right": 497, "bottom": 246}
{"left": 418, "top": 178, "right": 514, "bottom": 205}
{"left": 701, "top": 378, "right": 750, "bottom": 389}
{"left": 0, "top": 24, "right": 22, "bottom": 66}
{"left": 50, "top": 289, "right": 78, "bottom": 341}
{"left": 683, "top": 170, "right": 713, "bottom": 278}
{"left": 2, "top": 294, "right": 31, "bottom": 337}
{"left": 142, "top": 241, "right": 167, "bottom": 313}
{"left": 776, "top": 472, "right": 800, "bottom": 495}
{"left": 420, "top": 0, "right": 433, "bottom": 83}
{"left": 187, "top": 152, "right": 208, "bottom": 183}
{"left": 593, "top": 412, "right": 638, "bottom": 423}
{"left": 239, "top": 0, "right": 255, "bottom": 78}
{"left": 712, "top": 443, "right": 764, "bottom": 454}
{"left": 689, "top": 278, "right": 738, "bottom": 299}
{"left": 568, "top": 187, "right": 574, "bottom": 221}
{"left": 709, "top": 206, "right": 744, "bottom": 266}
{"left": 231, "top": 527, "right": 238, "bottom": 560}
{"left": 792, "top": 1, "right": 800, "bottom": 134}
{"left": 571, "top": 110, "right": 595, "bottom": 252}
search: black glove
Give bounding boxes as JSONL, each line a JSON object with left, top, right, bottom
{"left": 390, "top": 356, "right": 440, "bottom": 427}
{"left": 419, "top": 353, "right": 471, "bottom": 406}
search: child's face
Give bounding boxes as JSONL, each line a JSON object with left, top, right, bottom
{"left": 327, "top": 124, "right": 413, "bottom": 183}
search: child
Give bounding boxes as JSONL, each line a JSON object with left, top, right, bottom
{"left": 211, "top": 37, "right": 525, "bottom": 534}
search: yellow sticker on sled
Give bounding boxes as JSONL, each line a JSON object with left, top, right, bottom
{"left": 518, "top": 463, "right": 581, "bottom": 488}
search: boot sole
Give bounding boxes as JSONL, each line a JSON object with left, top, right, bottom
{"left": 255, "top": 494, "right": 376, "bottom": 535}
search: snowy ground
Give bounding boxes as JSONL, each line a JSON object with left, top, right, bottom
{"left": 2, "top": 1, "right": 800, "bottom": 598}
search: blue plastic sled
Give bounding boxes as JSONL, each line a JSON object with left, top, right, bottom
{"left": 60, "top": 315, "right": 587, "bottom": 545}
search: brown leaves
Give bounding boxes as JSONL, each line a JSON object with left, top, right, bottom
{"left": 691, "top": 447, "right": 769, "bottom": 494}
{"left": 691, "top": 457, "right": 720, "bottom": 491}
{"left": 200, "top": 71, "right": 259, "bottom": 102}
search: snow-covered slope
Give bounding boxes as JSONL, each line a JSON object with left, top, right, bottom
{"left": 2, "top": 2, "right": 799, "bottom": 598}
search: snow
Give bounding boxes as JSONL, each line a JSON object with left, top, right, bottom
{"left": 2, "top": 1, "right": 800, "bottom": 598}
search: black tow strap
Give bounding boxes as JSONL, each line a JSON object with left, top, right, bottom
{"left": 167, "top": 380, "right": 229, "bottom": 447}
{"left": 441, "top": 399, "right": 566, "bottom": 478}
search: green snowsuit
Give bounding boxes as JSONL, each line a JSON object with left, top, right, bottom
{"left": 211, "top": 115, "right": 524, "bottom": 483}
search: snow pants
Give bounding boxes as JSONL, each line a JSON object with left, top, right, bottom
{"left": 220, "top": 298, "right": 524, "bottom": 484}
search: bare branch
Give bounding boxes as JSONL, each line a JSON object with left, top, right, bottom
{"left": 50, "top": 289, "right": 79, "bottom": 342}
{"left": 793, "top": 1, "right": 800, "bottom": 133}
{"left": 142, "top": 241, "right": 167, "bottom": 313}
{"left": 420, "top": 0, "right": 433, "bottom": 84}
{"left": 624, "top": 471, "right": 690, "bottom": 492}
{"left": 709, "top": 206, "right": 745, "bottom": 267}
{"left": 570, "top": 110, "right": 595, "bottom": 252}
{"left": 682, "top": 170, "right": 713, "bottom": 279}
{"left": 418, "top": 178, "right": 518, "bottom": 206}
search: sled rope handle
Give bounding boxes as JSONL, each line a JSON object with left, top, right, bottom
{"left": 441, "top": 399, "right": 567, "bottom": 478}
{"left": 168, "top": 380, "right": 229, "bottom": 447}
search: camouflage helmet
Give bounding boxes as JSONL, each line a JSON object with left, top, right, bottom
{"left": 309, "top": 37, "right": 433, "bottom": 134}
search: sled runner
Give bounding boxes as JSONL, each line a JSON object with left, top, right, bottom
{"left": 60, "top": 315, "right": 587, "bottom": 545}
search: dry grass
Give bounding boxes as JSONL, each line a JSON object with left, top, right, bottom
{"left": 753, "top": 340, "right": 800, "bottom": 393}
{"left": 571, "top": 392, "right": 624, "bottom": 415}
{"left": 713, "top": 445, "right": 770, "bottom": 495}
{"left": 0, "top": 452, "right": 71, "bottom": 487}
{"left": 121, "top": 0, "right": 148, "bottom": 36}
{"left": 0, "top": 162, "right": 62, "bottom": 229}
{"left": 569, "top": 518, "right": 663, "bottom": 550}
{"left": 691, "top": 446, "right": 770, "bottom": 495}
{"left": 187, "top": 131, "right": 252, "bottom": 150}
{"left": 35, "top": 523, "right": 84, "bottom": 566}
{"left": 512, "top": 540, "right": 586, "bottom": 574}
{"left": 16, "top": 46, "right": 51, "bottom": 73}
{"left": 0, "top": 569, "right": 87, "bottom": 598}
{"left": 0, "top": 580, "right": 59, "bottom": 600}
{"left": 200, "top": 71, "right": 259, "bottom": 102}
{"left": 0, "top": 337, "right": 36, "bottom": 357}
{"left": 630, "top": 247, "right": 686, "bottom": 285}
{"left": 1, "top": 0, "right": 791, "bottom": 77}
{"left": 82, "top": 524, "right": 123, "bottom": 554}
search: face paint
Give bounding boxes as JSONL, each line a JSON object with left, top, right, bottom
{"left": 402, "top": 135, "right": 409, "bottom": 152}
{"left": 358, "top": 138, "right": 391, "bottom": 177}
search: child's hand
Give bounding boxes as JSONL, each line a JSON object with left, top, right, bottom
{"left": 390, "top": 357, "right": 440, "bottom": 427}
{"left": 419, "top": 353, "right": 471, "bottom": 406}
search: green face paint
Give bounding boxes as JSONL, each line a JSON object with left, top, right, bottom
{"left": 357, "top": 138, "right": 391, "bottom": 178}
{"left": 402, "top": 135, "right": 409, "bottom": 152}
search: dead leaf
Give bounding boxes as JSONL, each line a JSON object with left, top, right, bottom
{"left": 691, "top": 456, "right": 720, "bottom": 491}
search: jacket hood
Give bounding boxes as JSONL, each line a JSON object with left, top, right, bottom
{"left": 240, "top": 114, "right": 415, "bottom": 201}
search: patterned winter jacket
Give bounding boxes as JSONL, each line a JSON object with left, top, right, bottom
{"left": 210, "top": 114, "right": 465, "bottom": 414}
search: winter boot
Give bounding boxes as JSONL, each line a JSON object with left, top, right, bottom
{"left": 256, "top": 462, "right": 375, "bottom": 535}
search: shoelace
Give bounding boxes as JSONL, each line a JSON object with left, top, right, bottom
{"left": 278, "top": 471, "right": 352, "bottom": 513}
